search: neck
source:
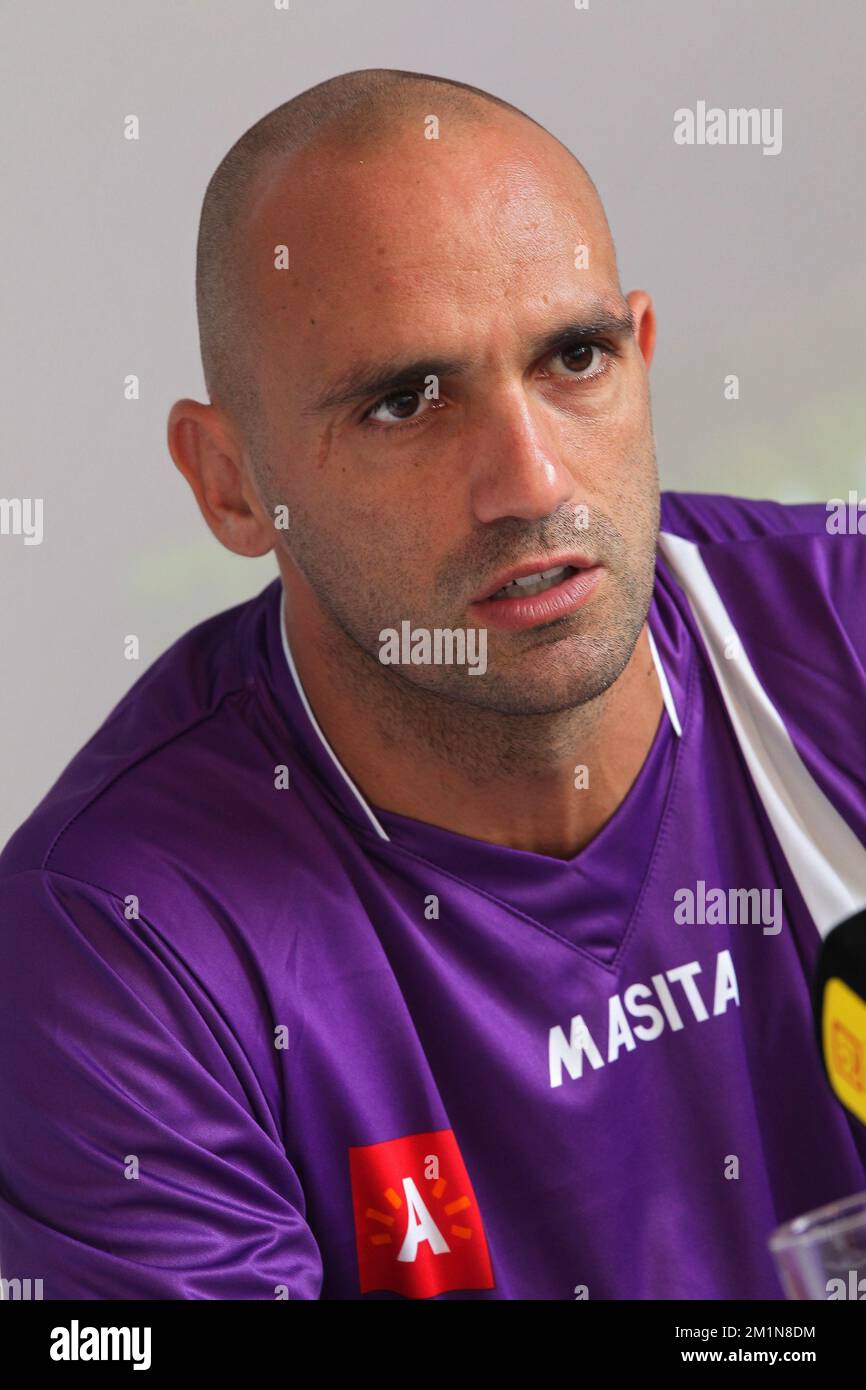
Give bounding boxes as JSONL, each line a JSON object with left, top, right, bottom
{"left": 281, "top": 593, "right": 666, "bottom": 860}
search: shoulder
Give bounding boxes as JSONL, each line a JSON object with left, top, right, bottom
{"left": 658, "top": 490, "right": 866, "bottom": 816}
{"left": 658, "top": 492, "right": 866, "bottom": 648}
{"left": 0, "top": 580, "right": 295, "bottom": 904}
{"left": 659, "top": 490, "right": 834, "bottom": 545}
{"left": 0, "top": 576, "right": 357, "bottom": 979}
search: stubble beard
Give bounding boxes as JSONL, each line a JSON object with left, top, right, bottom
{"left": 274, "top": 483, "right": 660, "bottom": 786}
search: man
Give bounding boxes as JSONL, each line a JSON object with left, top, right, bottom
{"left": 1, "top": 67, "right": 865, "bottom": 1301}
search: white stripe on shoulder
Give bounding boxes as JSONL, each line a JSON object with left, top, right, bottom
{"left": 279, "top": 589, "right": 391, "bottom": 841}
{"left": 659, "top": 529, "right": 866, "bottom": 936}
{"left": 647, "top": 624, "right": 683, "bottom": 737}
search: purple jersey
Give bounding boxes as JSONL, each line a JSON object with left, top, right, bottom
{"left": 2, "top": 491, "right": 866, "bottom": 1300}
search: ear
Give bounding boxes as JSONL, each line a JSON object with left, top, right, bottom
{"left": 625, "top": 290, "right": 656, "bottom": 371}
{"left": 166, "top": 399, "right": 276, "bottom": 557}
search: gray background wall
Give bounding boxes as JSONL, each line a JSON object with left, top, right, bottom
{"left": 2, "top": 0, "right": 864, "bottom": 847}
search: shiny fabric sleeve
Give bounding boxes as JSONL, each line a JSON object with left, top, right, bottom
{"left": 0, "top": 868, "right": 323, "bottom": 1299}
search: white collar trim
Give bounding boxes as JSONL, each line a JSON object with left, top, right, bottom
{"left": 647, "top": 624, "right": 683, "bottom": 737}
{"left": 279, "top": 590, "right": 391, "bottom": 840}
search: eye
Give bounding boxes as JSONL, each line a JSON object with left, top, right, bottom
{"left": 547, "top": 341, "right": 610, "bottom": 380}
{"left": 363, "top": 388, "right": 431, "bottom": 426}
{"left": 359, "top": 340, "right": 615, "bottom": 432}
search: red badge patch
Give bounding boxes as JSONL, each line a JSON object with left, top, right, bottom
{"left": 348, "top": 1127, "right": 495, "bottom": 1297}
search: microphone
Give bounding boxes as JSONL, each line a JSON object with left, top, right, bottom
{"left": 814, "top": 908, "right": 866, "bottom": 1126}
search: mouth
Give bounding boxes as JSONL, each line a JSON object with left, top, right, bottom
{"left": 488, "top": 562, "right": 578, "bottom": 600}
{"left": 469, "top": 554, "right": 604, "bottom": 631}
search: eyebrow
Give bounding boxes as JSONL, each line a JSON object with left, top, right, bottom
{"left": 303, "top": 302, "right": 637, "bottom": 415}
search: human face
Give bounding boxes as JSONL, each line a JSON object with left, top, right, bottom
{"left": 245, "top": 117, "right": 659, "bottom": 715}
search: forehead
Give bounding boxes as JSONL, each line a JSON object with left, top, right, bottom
{"left": 240, "top": 120, "right": 619, "bottom": 377}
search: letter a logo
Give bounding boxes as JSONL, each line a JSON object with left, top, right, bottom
{"left": 348, "top": 1128, "right": 495, "bottom": 1297}
{"left": 398, "top": 1177, "right": 450, "bottom": 1260}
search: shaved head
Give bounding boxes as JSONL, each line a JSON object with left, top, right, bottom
{"left": 194, "top": 67, "right": 615, "bottom": 462}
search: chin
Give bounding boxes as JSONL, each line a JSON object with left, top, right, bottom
{"left": 517, "top": 631, "right": 639, "bottom": 709}
{"left": 435, "top": 657, "right": 630, "bottom": 717}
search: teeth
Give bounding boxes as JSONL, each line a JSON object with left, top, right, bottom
{"left": 493, "top": 564, "right": 573, "bottom": 599}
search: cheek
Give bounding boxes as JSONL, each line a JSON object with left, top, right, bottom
{"left": 598, "top": 364, "right": 651, "bottom": 434}
{"left": 601, "top": 382, "right": 655, "bottom": 476}
{"left": 329, "top": 439, "right": 462, "bottom": 549}
{"left": 605, "top": 394, "right": 652, "bottom": 460}
{"left": 319, "top": 492, "right": 425, "bottom": 591}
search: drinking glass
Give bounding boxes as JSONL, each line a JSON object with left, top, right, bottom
{"left": 769, "top": 1190, "right": 866, "bottom": 1299}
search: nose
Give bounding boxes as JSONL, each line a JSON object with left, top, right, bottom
{"left": 467, "top": 384, "right": 576, "bottom": 526}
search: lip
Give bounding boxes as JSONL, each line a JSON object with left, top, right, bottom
{"left": 470, "top": 552, "right": 598, "bottom": 604}
{"left": 469, "top": 563, "right": 604, "bottom": 631}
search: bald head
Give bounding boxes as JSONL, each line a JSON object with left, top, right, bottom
{"left": 194, "top": 67, "right": 614, "bottom": 459}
